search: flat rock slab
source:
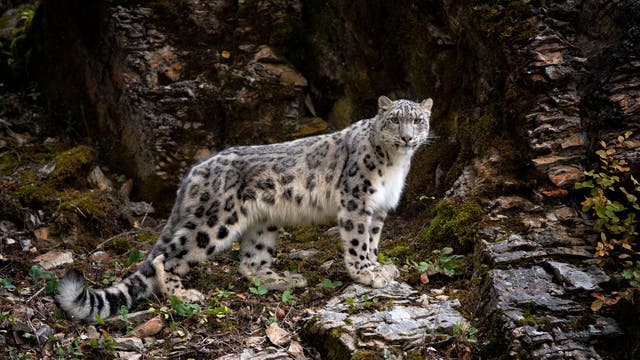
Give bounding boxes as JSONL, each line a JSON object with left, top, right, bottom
{"left": 486, "top": 266, "right": 582, "bottom": 313}
{"left": 484, "top": 266, "right": 622, "bottom": 359}
{"left": 545, "top": 261, "right": 610, "bottom": 291}
{"left": 304, "top": 282, "right": 468, "bottom": 359}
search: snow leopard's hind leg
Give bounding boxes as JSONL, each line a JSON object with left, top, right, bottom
{"left": 238, "top": 225, "right": 307, "bottom": 290}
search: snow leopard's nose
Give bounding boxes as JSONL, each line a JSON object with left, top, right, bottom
{"left": 401, "top": 135, "right": 412, "bottom": 144}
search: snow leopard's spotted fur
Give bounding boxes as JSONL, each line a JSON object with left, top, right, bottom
{"left": 57, "top": 96, "right": 433, "bottom": 321}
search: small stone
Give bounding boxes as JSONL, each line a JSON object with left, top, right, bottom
{"left": 85, "top": 325, "right": 100, "bottom": 340}
{"left": 560, "top": 133, "right": 585, "bottom": 149}
{"left": 531, "top": 156, "right": 573, "bottom": 170}
{"left": 548, "top": 165, "right": 583, "bottom": 187}
{"left": 88, "top": 166, "right": 114, "bottom": 191}
{"left": 128, "top": 201, "right": 155, "bottom": 216}
{"left": 33, "top": 250, "right": 73, "bottom": 270}
{"left": 38, "top": 162, "right": 56, "bottom": 178}
{"left": 541, "top": 188, "right": 568, "bottom": 198}
{"left": 119, "top": 179, "right": 134, "bottom": 201}
{"left": 251, "top": 45, "right": 283, "bottom": 63}
{"left": 20, "top": 239, "right": 31, "bottom": 251}
{"left": 323, "top": 226, "right": 340, "bottom": 236}
{"left": 132, "top": 315, "right": 163, "bottom": 337}
{"left": 547, "top": 206, "right": 577, "bottom": 222}
{"left": 35, "top": 324, "right": 52, "bottom": 343}
{"left": 0, "top": 220, "right": 17, "bottom": 233}
{"left": 259, "top": 63, "right": 307, "bottom": 87}
{"left": 265, "top": 322, "right": 291, "bottom": 347}
{"left": 288, "top": 248, "right": 320, "bottom": 260}
{"left": 490, "top": 196, "right": 533, "bottom": 213}
{"left": 90, "top": 251, "right": 110, "bottom": 263}
{"left": 115, "top": 336, "right": 144, "bottom": 352}
{"left": 116, "top": 351, "right": 142, "bottom": 360}
{"left": 244, "top": 336, "right": 264, "bottom": 347}
{"left": 319, "top": 260, "right": 334, "bottom": 270}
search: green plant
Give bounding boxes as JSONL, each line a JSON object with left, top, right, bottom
{"left": 101, "top": 270, "right": 117, "bottom": 285}
{"left": 28, "top": 265, "right": 58, "bottom": 295}
{"left": 101, "top": 333, "right": 117, "bottom": 353}
{"left": 8, "top": 348, "right": 33, "bottom": 360}
{"left": 205, "top": 305, "right": 231, "bottom": 317}
{"left": 453, "top": 322, "right": 478, "bottom": 345}
{"left": 149, "top": 295, "right": 202, "bottom": 321}
{"left": 168, "top": 295, "right": 201, "bottom": 317}
{"left": 622, "top": 261, "right": 640, "bottom": 288}
{"left": 576, "top": 131, "right": 640, "bottom": 310}
{"left": 0, "top": 278, "right": 16, "bottom": 291}
{"left": 124, "top": 248, "right": 145, "bottom": 267}
{"left": 321, "top": 278, "right": 343, "bottom": 289}
{"left": 54, "top": 338, "right": 84, "bottom": 360}
{"left": 119, "top": 305, "right": 134, "bottom": 333}
{"left": 383, "top": 348, "right": 402, "bottom": 360}
{"left": 249, "top": 278, "right": 268, "bottom": 296}
{"left": 282, "top": 289, "right": 297, "bottom": 305}
{"left": 213, "top": 287, "right": 235, "bottom": 299}
{"left": 344, "top": 294, "right": 375, "bottom": 312}
{"left": 410, "top": 247, "right": 463, "bottom": 283}
{"left": 202, "top": 288, "right": 234, "bottom": 318}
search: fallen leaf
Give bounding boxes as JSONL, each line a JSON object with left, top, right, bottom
{"left": 33, "top": 227, "right": 49, "bottom": 241}
{"left": 420, "top": 273, "right": 429, "bottom": 284}
{"left": 132, "top": 315, "right": 163, "bottom": 337}
{"left": 265, "top": 322, "right": 290, "bottom": 347}
{"left": 287, "top": 340, "right": 307, "bottom": 360}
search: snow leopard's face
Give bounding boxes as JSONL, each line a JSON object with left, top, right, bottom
{"left": 375, "top": 96, "right": 433, "bottom": 150}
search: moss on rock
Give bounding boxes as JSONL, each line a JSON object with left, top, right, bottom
{"left": 419, "top": 199, "right": 483, "bottom": 251}
{"left": 51, "top": 145, "right": 96, "bottom": 180}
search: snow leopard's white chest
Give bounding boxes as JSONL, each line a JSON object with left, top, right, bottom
{"left": 369, "top": 154, "right": 412, "bottom": 212}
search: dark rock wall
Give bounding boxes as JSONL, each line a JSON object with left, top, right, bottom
{"left": 31, "top": 0, "right": 309, "bottom": 210}
{"left": 30, "top": 0, "right": 534, "bottom": 213}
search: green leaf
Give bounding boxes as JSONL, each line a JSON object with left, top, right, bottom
{"left": 591, "top": 299, "right": 604, "bottom": 312}
{"left": 575, "top": 180, "right": 594, "bottom": 189}
{"left": 206, "top": 306, "right": 231, "bottom": 316}
{"left": 282, "top": 289, "right": 297, "bottom": 305}
{"left": 0, "top": 278, "right": 16, "bottom": 291}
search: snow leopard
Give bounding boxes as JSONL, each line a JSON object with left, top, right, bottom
{"left": 56, "top": 96, "right": 433, "bottom": 321}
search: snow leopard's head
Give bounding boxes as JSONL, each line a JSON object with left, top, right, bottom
{"left": 375, "top": 96, "right": 433, "bottom": 151}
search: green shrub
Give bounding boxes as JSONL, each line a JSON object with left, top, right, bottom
{"left": 575, "top": 131, "right": 639, "bottom": 310}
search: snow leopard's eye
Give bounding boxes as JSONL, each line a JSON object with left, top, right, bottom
{"left": 389, "top": 116, "right": 399, "bottom": 124}
{"left": 413, "top": 117, "right": 423, "bottom": 125}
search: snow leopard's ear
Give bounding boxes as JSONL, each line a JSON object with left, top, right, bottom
{"left": 378, "top": 96, "right": 393, "bottom": 112}
{"left": 420, "top": 98, "right": 433, "bottom": 112}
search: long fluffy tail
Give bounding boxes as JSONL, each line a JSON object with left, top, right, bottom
{"left": 56, "top": 261, "right": 157, "bottom": 321}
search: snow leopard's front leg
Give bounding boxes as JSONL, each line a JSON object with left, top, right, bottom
{"left": 368, "top": 210, "right": 386, "bottom": 263}
{"left": 338, "top": 208, "right": 398, "bottom": 288}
